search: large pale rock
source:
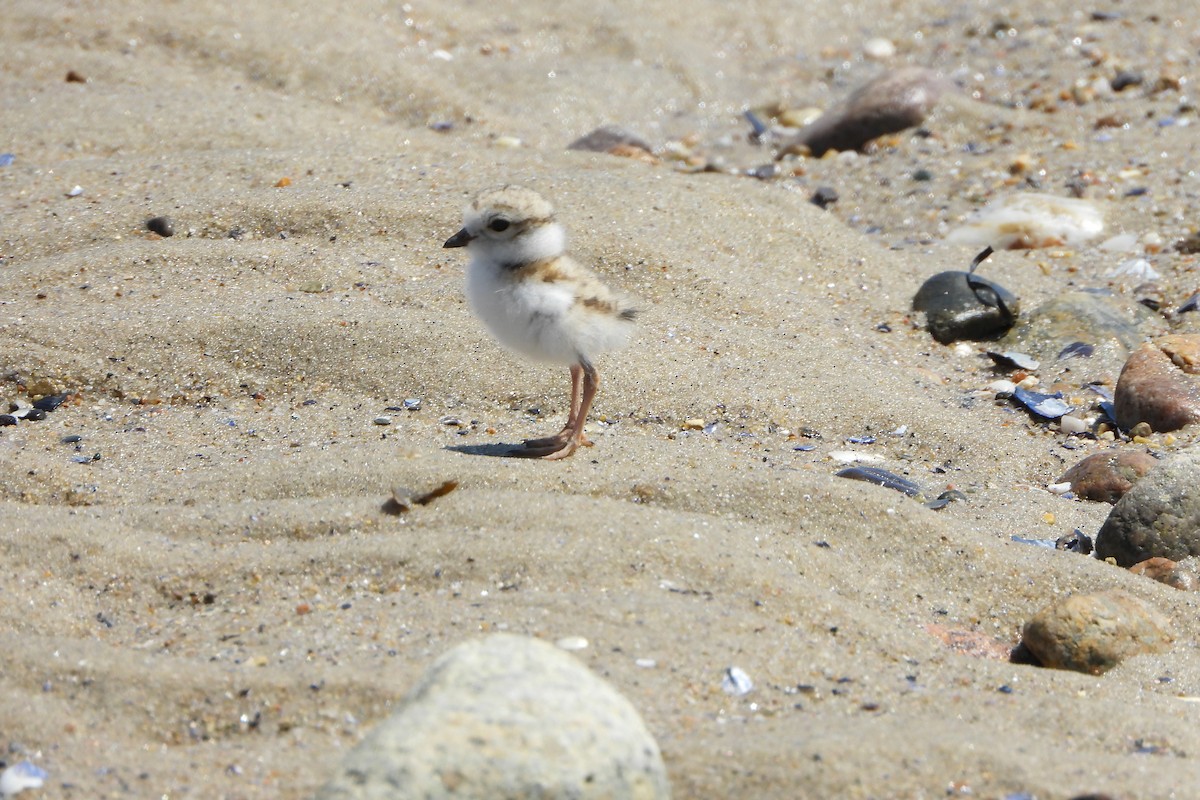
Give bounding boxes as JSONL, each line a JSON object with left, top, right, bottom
{"left": 1095, "top": 448, "right": 1200, "bottom": 566}
{"left": 317, "top": 634, "right": 671, "bottom": 800}
{"left": 1021, "top": 590, "right": 1173, "bottom": 675}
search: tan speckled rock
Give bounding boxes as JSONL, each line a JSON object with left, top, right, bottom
{"left": 1114, "top": 335, "right": 1200, "bottom": 432}
{"left": 1059, "top": 449, "right": 1158, "bottom": 504}
{"left": 1021, "top": 590, "right": 1173, "bottom": 674}
{"left": 317, "top": 634, "right": 670, "bottom": 800}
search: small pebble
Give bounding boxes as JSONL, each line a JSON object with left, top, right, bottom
{"left": 1111, "top": 71, "right": 1143, "bottom": 92}
{"left": 403, "top": 398, "right": 422, "bottom": 410}
{"left": 1059, "top": 415, "right": 1088, "bottom": 435}
{"left": 66, "top": 185, "right": 84, "bottom": 197}
{"left": 0, "top": 414, "right": 17, "bottom": 427}
{"left": 555, "top": 636, "right": 589, "bottom": 651}
{"left": 862, "top": 37, "right": 896, "bottom": 60}
{"left": 0, "top": 154, "right": 15, "bottom": 167}
{"left": 146, "top": 216, "right": 175, "bottom": 237}
{"left": 810, "top": 186, "right": 839, "bottom": 209}
{"left": 373, "top": 416, "right": 393, "bottom": 426}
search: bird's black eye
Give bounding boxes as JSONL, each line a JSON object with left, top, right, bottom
{"left": 487, "top": 218, "right": 510, "bottom": 232}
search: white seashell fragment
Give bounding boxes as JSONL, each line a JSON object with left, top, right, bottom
{"left": 986, "top": 379, "right": 1017, "bottom": 395}
{"left": 1106, "top": 258, "right": 1159, "bottom": 281}
{"left": 1047, "top": 481, "right": 1074, "bottom": 495}
{"left": 947, "top": 192, "right": 1104, "bottom": 249}
{"left": 828, "top": 450, "right": 885, "bottom": 464}
{"left": 721, "top": 666, "right": 753, "bottom": 696}
{"left": 0, "top": 762, "right": 48, "bottom": 797}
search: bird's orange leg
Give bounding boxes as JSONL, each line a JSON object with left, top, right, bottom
{"left": 516, "top": 363, "right": 598, "bottom": 459}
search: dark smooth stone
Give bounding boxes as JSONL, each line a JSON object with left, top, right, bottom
{"left": 146, "top": 216, "right": 175, "bottom": 237}
{"left": 780, "top": 67, "right": 947, "bottom": 157}
{"left": 913, "top": 270, "right": 1019, "bottom": 344}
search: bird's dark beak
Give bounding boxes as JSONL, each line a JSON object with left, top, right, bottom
{"left": 443, "top": 228, "right": 473, "bottom": 248}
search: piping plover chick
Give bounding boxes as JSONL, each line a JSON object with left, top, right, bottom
{"left": 443, "top": 185, "right": 638, "bottom": 460}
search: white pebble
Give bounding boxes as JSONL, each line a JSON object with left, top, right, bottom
{"left": 493, "top": 136, "right": 523, "bottom": 149}
{"left": 66, "top": 185, "right": 83, "bottom": 197}
{"left": 554, "top": 636, "right": 589, "bottom": 651}
{"left": 1059, "top": 414, "right": 1088, "bottom": 435}
{"left": 863, "top": 37, "right": 896, "bottom": 60}
{"left": 952, "top": 342, "right": 975, "bottom": 357}
{"left": 1047, "top": 481, "right": 1074, "bottom": 495}
{"left": 635, "top": 658, "right": 657, "bottom": 669}
{"left": 1016, "top": 375, "right": 1041, "bottom": 389}
{"left": 986, "top": 379, "right": 1016, "bottom": 395}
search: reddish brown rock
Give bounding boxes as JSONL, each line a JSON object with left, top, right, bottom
{"left": 1021, "top": 590, "right": 1173, "bottom": 675}
{"left": 1130, "top": 556, "right": 1200, "bottom": 591}
{"left": 1114, "top": 335, "right": 1200, "bottom": 432}
{"left": 1059, "top": 450, "right": 1158, "bottom": 504}
{"left": 779, "top": 67, "right": 947, "bottom": 157}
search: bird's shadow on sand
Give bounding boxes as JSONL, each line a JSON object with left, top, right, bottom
{"left": 445, "top": 442, "right": 528, "bottom": 459}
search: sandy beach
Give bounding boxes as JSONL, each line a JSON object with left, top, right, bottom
{"left": 4, "top": 1, "right": 1200, "bottom": 797}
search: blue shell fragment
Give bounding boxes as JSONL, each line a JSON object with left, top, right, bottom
{"left": 1012, "top": 386, "right": 1073, "bottom": 419}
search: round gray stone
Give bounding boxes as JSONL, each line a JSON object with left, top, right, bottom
{"left": 316, "top": 634, "right": 671, "bottom": 800}
{"left": 1095, "top": 448, "right": 1200, "bottom": 567}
